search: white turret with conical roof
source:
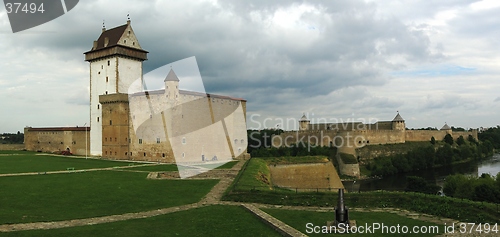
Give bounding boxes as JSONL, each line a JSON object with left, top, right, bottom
{"left": 164, "top": 68, "right": 180, "bottom": 101}
{"left": 299, "top": 113, "right": 310, "bottom": 131}
{"left": 391, "top": 112, "right": 405, "bottom": 131}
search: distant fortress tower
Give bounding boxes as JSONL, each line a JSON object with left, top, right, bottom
{"left": 299, "top": 113, "right": 310, "bottom": 131}
{"left": 84, "top": 20, "right": 148, "bottom": 156}
{"left": 391, "top": 112, "right": 405, "bottom": 131}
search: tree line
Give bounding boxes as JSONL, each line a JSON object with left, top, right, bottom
{"left": 0, "top": 132, "right": 24, "bottom": 144}
{"left": 443, "top": 173, "right": 500, "bottom": 203}
{"left": 366, "top": 134, "right": 494, "bottom": 177}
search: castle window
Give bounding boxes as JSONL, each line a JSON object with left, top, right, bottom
{"left": 105, "top": 91, "right": 108, "bottom": 95}
{"left": 105, "top": 137, "right": 107, "bottom": 142}
{"left": 105, "top": 151, "right": 108, "bottom": 155}
{"left": 61, "top": 142, "right": 63, "bottom": 144}
{"left": 101, "top": 65, "right": 103, "bottom": 69}
{"left": 156, "top": 138, "right": 160, "bottom": 143}
{"left": 109, "top": 120, "right": 112, "bottom": 125}
{"left": 182, "top": 152, "right": 185, "bottom": 158}
{"left": 162, "top": 153, "right": 165, "bottom": 157}
{"left": 115, "top": 138, "right": 117, "bottom": 142}
{"left": 132, "top": 42, "right": 135, "bottom": 46}
{"left": 97, "top": 117, "right": 100, "bottom": 122}
{"left": 97, "top": 104, "right": 100, "bottom": 109}
{"left": 241, "top": 139, "right": 244, "bottom": 144}
{"left": 115, "top": 152, "right": 117, "bottom": 156}
{"left": 125, "top": 152, "right": 127, "bottom": 156}
{"left": 128, "top": 30, "right": 130, "bottom": 35}
{"left": 107, "top": 60, "right": 110, "bottom": 66}
{"left": 182, "top": 137, "right": 186, "bottom": 144}
{"left": 110, "top": 137, "right": 112, "bottom": 142}
{"left": 106, "top": 76, "right": 108, "bottom": 82}
{"left": 139, "top": 139, "right": 142, "bottom": 144}
{"left": 143, "top": 152, "right": 146, "bottom": 156}
{"left": 234, "top": 139, "right": 238, "bottom": 144}
{"left": 124, "top": 40, "right": 126, "bottom": 44}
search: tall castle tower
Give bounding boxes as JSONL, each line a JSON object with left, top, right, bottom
{"left": 84, "top": 20, "right": 148, "bottom": 156}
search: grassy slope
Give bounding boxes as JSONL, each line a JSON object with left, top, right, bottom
{"left": 2, "top": 205, "right": 282, "bottom": 237}
{"left": 261, "top": 156, "right": 329, "bottom": 165}
{"left": 263, "top": 208, "right": 443, "bottom": 236}
{"left": 0, "top": 171, "right": 218, "bottom": 224}
{"left": 235, "top": 158, "right": 272, "bottom": 191}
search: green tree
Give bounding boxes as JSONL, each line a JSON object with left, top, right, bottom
{"left": 467, "top": 135, "right": 478, "bottom": 145}
{"left": 456, "top": 135, "right": 465, "bottom": 146}
{"left": 443, "top": 134, "right": 454, "bottom": 145}
{"left": 436, "top": 144, "right": 453, "bottom": 165}
{"left": 405, "top": 176, "right": 440, "bottom": 194}
{"left": 443, "top": 174, "right": 466, "bottom": 197}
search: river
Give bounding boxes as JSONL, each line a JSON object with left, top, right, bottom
{"left": 343, "top": 153, "right": 500, "bottom": 192}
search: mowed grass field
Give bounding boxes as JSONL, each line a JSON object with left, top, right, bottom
{"left": 0, "top": 151, "right": 144, "bottom": 174}
{"left": 0, "top": 151, "right": 218, "bottom": 225}
{"left": 1, "top": 205, "right": 281, "bottom": 237}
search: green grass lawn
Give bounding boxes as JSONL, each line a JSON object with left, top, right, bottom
{"left": 0, "top": 153, "right": 143, "bottom": 174}
{"left": 263, "top": 208, "right": 444, "bottom": 236}
{"left": 119, "top": 164, "right": 179, "bottom": 172}
{"left": 1, "top": 205, "right": 282, "bottom": 237}
{"left": 0, "top": 171, "right": 218, "bottom": 224}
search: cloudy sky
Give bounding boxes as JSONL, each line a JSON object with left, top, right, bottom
{"left": 1, "top": 0, "right": 499, "bottom": 133}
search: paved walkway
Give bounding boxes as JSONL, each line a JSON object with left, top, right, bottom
{"left": 0, "top": 159, "right": 488, "bottom": 236}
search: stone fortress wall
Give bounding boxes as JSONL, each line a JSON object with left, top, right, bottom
{"left": 273, "top": 113, "right": 478, "bottom": 177}
{"left": 99, "top": 69, "right": 248, "bottom": 163}
{"left": 274, "top": 113, "right": 478, "bottom": 150}
{"left": 24, "top": 127, "right": 90, "bottom": 155}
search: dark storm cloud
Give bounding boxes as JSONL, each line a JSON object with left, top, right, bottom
{"left": 4, "top": 0, "right": 437, "bottom": 100}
